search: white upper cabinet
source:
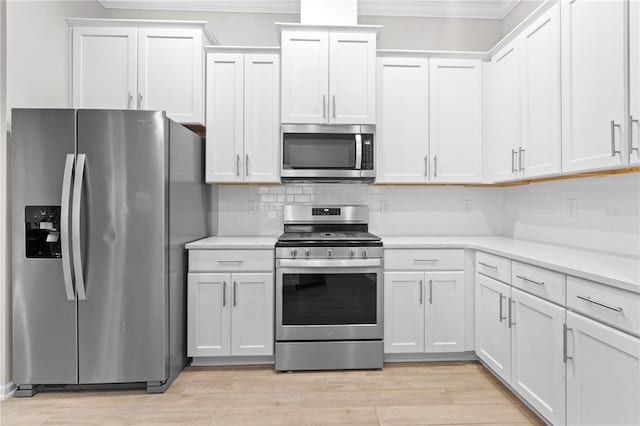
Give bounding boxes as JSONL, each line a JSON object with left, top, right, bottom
{"left": 376, "top": 57, "right": 429, "bottom": 183}
{"left": 329, "top": 32, "right": 376, "bottom": 124}
{"left": 72, "top": 27, "right": 137, "bottom": 109}
{"left": 519, "top": 4, "right": 561, "bottom": 178}
{"left": 280, "top": 27, "right": 377, "bottom": 124}
{"left": 429, "top": 59, "right": 482, "bottom": 183}
{"left": 137, "top": 28, "right": 203, "bottom": 124}
{"left": 281, "top": 31, "right": 329, "bottom": 124}
{"left": 205, "top": 50, "right": 281, "bottom": 184}
{"left": 69, "top": 19, "right": 214, "bottom": 125}
{"left": 561, "top": 0, "right": 627, "bottom": 172}
{"left": 631, "top": 0, "right": 640, "bottom": 165}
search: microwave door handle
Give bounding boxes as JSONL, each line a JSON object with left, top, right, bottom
{"left": 355, "top": 134, "right": 362, "bottom": 170}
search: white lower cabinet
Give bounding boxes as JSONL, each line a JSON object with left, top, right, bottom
{"left": 510, "top": 288, "right": 565, "bottom": 425}
{"left": 188, "top": 272, "right": 274, "bottom": 357}
{"left": 566, "top": 311, "right": 640, "bottom": 426}
{"left": 385, "top": 271, "right": 465, "bottom": 354}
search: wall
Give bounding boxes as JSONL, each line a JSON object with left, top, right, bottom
{"left": 501, "top": 0, "right": 545, "bottom": 36}
{"left": 0, "top": 0, "right": 9, "bottom": 401}
{"left": 104, "top": 8, "right": 503, "bottom": 51}
{"left": 217, "top": 184, "right": 506, "bottom": 237}
{"left": 502, "top": 173, "right": 640, "bottom": 258}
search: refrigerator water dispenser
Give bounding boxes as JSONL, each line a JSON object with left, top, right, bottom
{"left": 25, "top": 206, "right": 61, "bottom": 258}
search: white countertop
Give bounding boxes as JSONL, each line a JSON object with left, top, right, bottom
{"left": 185, "top": 235, "right": 640, "bottom": 293}
{"left": 185, "top": 236, "right": 277, "bottom": 250}
{"left": 382, "top": 236, "right": 640, "bottom": 294}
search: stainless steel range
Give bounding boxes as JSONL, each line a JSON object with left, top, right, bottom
{"left": 275, "top": 205, "right": 383, "bottom": 371}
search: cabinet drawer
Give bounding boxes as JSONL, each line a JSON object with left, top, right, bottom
{"left": 189, "top": 249, "right": 274, "bottom": 272}
{"left": 567, "top": 276, "right": 640, "bottom": 336}
{"left": 512, "top": 261, "right": 566, "bottom": 306}
{"left": 384, "top": 249, "right": 464, "bottom": 270}
{"left": 476, "top": 251, "right": 511, "bottom": 283}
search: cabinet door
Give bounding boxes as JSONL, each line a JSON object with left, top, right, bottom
{"left": 205, "top": 53, "right": 244, "bottom": 183}
{"left": 72, "top": 27, "right": 137, "bottom": 109}
{"left": 429, "top": 59, "right": 482, "bottom": 183}
{"left": 384, "top": 272, "right": 424, "bottom": 353}
{"left": 566, "top": 311, "right": 640, "bottom": 426}
{"left": 424, "top": 271, "right": 465, "bottom": 353}
{"left": 138, "top": 28, "right": 204, "bottom": 124}
{"left": 281, "top": 31, "right": 329, "bottom": 124}
{"left": 490, "top": 43, "right": 520, "bottom": 181}
{"left": 561, "top": 0, "right": 627, "bottom": 172}
{"left": 376, "top": 57, "right": 429, "bottom": 183}
{"left": 187, "top": 273, "right": 231, "bottom": 357}
{"left": 230, "top": 273, "right": 274, "bottom": 356}
{"left": 510, "top": 289, "right": 565, "bottom": 425}
{"left": 520, "top": 4, "right": 561, "bottom": 178}
{"left": 244, "top": 54, "right": 280, "bottom": 183}
{"left": 475, "top": 273, "right": 511, "bottom": 382}
{"left": 328, "top": 32, "right": 376, "bottom": 124}
{"left": 631, "top": 0, "right": 640, "bottom": 165}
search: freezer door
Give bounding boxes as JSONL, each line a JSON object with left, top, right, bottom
{"left": 11, "top": 109, "right": 78, "bottom": 385}
{"left": 76, "top": 110, "right": 168, "bottom": 384}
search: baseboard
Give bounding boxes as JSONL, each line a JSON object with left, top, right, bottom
{"left": 0, "top": 382, "right": 16, "bottom": 400}
{"left": 384, "top": 351, "right": 477, "bottom": 363}
{"left": 189, "top": 355, "right": 275, "bottom": 367}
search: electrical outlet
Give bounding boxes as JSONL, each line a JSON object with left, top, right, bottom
{"left": 568, "top": 198, "right": 578, "bottom": 217}
{"left": 464, "top": 198, "right": 472, "bottom": 213}
{"left": 380, "top": 200, "right": 389, "bottom": 214}
{"left": 248, "top": 200, "right": 259, "bottom": 215}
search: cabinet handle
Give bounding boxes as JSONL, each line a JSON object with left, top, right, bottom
{"left": 508, "top": 298, "right": 515, "bottom": 328}
{"left": 576, "top": 295, "right": 623, "bottom": 312}
{"left": 424, "top": 156, "right": 428, "bottom": 177}
{"left": 127, "top": 93, "right": 133, "bottom": 108}
{"left": 233, "top": 282, "right": 238, "bottom": 307}
{"left": 414, "top": 259, "right": 438, "bottom": 263}
{"left": 630, "top": 116, "right": 639, "bottom": 155}
{"left": 419, "top": 280, "right": 423, "bottom": 305}
{"left": 498, "top": 293, "right": 507, "bottom": 322}
{"left": 515, "top": 275, "right": 544, "bottom": 286}
{"left": 332, "top": 95, "right": 336, "bottom": 119}
{"left": 611, "top": 120, "right": 621, "bottom": 156}
{"left": 563, "top": 324, "right": 573, "bottom": 362}
{"left": 236, "top": 154, "right": 240, "bottom": 177}
{"left": 245, "top": 154, "right": 249, "bottom": 176}
{"left": 479, "top": 261, "right": 498, "bottom": 270}
{"left": 518, "top": 147, "right": 524, "bottom": 172}
{"left": 222, "top": 281, "right": 227, "bottom": 307}
{"left": 433, "top": 155, "right": 437, "bottom": 177}
{"left": 322, "top": 95, "right": 326, "bottom": 118}
{"left": 428, "top": 279, "right": 433, "bottom": 305}
{"left": 511, "top": 149, "right": 517, "bottom": 173}
{"left": 138, "top": 92, "right": 143, "bottom": 108}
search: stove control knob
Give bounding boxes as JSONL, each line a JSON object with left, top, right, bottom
{"left": 362, "top": 249, "right": 368, "bottom": 259}
{"left": 291, "top": 249, "right": 298, "bottom": 258}
{"left": 350, "top": 250, "right": 355, "bottom": 258}
{"left": 327, "top": 249, "right": 332, "bottom": 257}
{"left": 305, "top": 249, "right": 310, "bottom": 257}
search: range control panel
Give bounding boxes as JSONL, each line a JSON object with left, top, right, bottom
{"left": 312, "top": 208, "right": 341, "bottom": 216}
{"left": 25, "top": 205, "right": 62, "bottom": 258}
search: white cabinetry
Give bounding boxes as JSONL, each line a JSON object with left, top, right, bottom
{"left": 561, "top": 0, "right": 628, "bottom": 171}
{"left": 429, "top": 59, "right": 482, "bottom": 183}
{"left": 281, "top": 26, "right": 377, "bottom": 124}
{"left": 424, "top": 271, "right": 465, "bottom": 352}
{"left": 631, "top": 0, "right": 640, "bottom": 165}
{"left": 187, "top": 249, "right": 274, "bottom": 359}
{"left": 69, "top": 19, "right": 213, "bottom": 125}
{"left": 384, "top": 272, "right": 424, "bottom": 353}
{"left": 566, "top": 311, "right": 640, "bottom": 426}
{"left": 205, "top": 49, "right": 280, "bottom": 183}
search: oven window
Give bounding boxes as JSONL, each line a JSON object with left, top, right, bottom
{"left": 282, "top": 134, "right": 356, "bottom": 169}
{"left": 282, "top": 273, "right": 377, "bottom": 325}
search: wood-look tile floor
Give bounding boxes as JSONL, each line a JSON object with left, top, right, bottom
{"left": 0, "top": 361, "right": 543, "bottom": 426}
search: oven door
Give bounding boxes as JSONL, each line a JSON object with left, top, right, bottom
{"left": 276, "top": 259, "right": 383, "bottom": 341}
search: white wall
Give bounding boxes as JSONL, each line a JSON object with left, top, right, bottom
{"left": 1, "top": 0, "right": 9, "bottom": 401}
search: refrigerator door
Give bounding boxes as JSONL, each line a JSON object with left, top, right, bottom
{"left": 76, "top": 110, "right": 168, "bottom": 384}
{"left": 11, "top": 109, "right": 78, "bottom": 385}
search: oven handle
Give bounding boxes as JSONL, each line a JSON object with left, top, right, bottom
{"left": 277, "top": 258, "right": 383, "bottom": 268}
{"left": 355, "top": 134, "right": 362, "bottom": 170}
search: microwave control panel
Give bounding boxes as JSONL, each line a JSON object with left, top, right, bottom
{"left": 361, "top": 135, "right": 374, "bottom": 170}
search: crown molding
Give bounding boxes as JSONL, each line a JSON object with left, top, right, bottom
{"left": 97, "top": 0, "right": 522, "bottom": 20}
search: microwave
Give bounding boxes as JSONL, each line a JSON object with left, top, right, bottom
{"left": 281, "top": 124, "right": 375, "bottom": 182}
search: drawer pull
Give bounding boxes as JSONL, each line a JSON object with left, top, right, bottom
{"left": 576, "top": 295, "right": 623, "bottom": 313}
{"left": 516, "top": 275, "right": 544, "bottom": 286}
{"left": 414, "top": 259, "right": 438, "bottom": 263}
{"left": 479, "top": 261, "right": 498, "bottom": 270}
{"left": 216, "top": 260, "right": 245, "bottom": 263}
{"left": 563, "top": 324, "right": 573, "bottom": 362}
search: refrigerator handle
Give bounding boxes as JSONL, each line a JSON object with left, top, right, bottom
{"left": 72, "top": 154, "right": 88, "bottom": 300}
{"left": 61, "top": 154, "right": 76, "bottom": 301}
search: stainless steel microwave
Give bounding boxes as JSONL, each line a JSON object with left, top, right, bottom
{"left": 281, "top": 124, "right": 375, "bottom": 182}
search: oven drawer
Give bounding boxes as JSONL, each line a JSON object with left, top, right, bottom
{"left": 189, "top": 249, "right": 274, "bottom": 272}
{"left": 476, "top": 251, "right": 511, "bottom": 283}
{"left": 384, "top": 249, "right": 464, "bottom": 270}
{"left": 567, "top": 276, "right": 640, "bottom": 336}
{"left": 512, "top": 261, "right": 566, "bottom": 306}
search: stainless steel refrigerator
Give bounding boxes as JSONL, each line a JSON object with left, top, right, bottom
{"left": 11, "top": 109, "right": 208, "bottom": 396}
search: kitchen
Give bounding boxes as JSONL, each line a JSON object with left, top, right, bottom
{"left": 1, "top": 0, "right": 639, "bottom": 425}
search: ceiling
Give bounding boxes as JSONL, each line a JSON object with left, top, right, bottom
{"left": 96, "top": 0, "right": 522, "bottom": 20}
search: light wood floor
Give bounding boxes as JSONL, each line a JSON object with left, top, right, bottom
{"left": 0, "top": 361, "right": 543, "bottom": 426}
